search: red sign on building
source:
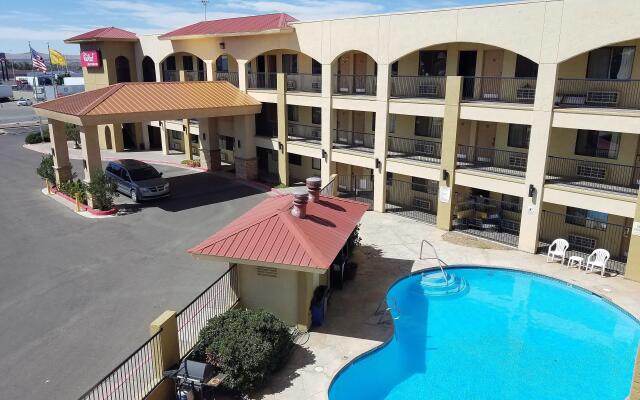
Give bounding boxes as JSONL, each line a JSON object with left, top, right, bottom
{"left": 80, "top": 50, "right": 101, "bottom": 67}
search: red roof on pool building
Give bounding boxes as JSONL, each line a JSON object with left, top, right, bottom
{"left": 188, "top": 193, "right": 368, "bottom": 271}
{"left": 65, "top": 27, "right": 138, "bottom": 43}
{"left": 160, "top": 13, "right": 297, "bottom": 39}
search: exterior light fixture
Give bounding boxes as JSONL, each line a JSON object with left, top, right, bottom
{"left": 442, "top": 170, "right": 449, "bottom": 181}
{"left": 202, "top": 133, "right": 206, "bottom": 141}
{"left": 220, "top": 42, "right": 226, "bottom": 50}
{"left": 278, "top": 142, "right": 284, "bottom": 151}
{"left": 237, "top": 140, "right": 241, "bottom": 148}
{"left": 528, "top": 184, "right": 536, "bottom": 198}
{"left": 51, "top": 148, "right": 55, "bottom": 157}
{"left": 375, "top": 158, "right": 381, "bottom": 169}
{"left": 322, "top": 149, "right": 327, "bottom": 160}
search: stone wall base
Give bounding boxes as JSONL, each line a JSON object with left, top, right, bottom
{"left": 200, "top": 148, "right": 221, "bottom": 171}
{"left": 235, "top": 157, "right": 258, "bottom": 180}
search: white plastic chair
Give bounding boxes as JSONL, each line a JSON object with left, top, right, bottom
{"left": 547, "top": 239, "right": 569, "bottom": 264}
{"left": 586, "top": 249, "right": 610, "bottom": 276}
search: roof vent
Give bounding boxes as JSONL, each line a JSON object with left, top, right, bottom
{"left": 306, "top": 176, "right": 321, "bottom": 203}
{"left": 291, "top": 192, "right": 309, "bottom": 219}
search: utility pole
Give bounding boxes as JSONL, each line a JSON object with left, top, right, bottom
{"left": 201, "top": 0, "right": 209, "bottom": 21}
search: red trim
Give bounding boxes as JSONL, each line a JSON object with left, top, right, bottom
{"left": 51, "top": 187, "right": 118, "bottom": 216}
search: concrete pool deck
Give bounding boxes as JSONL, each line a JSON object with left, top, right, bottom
{"left": 249, "top": 211, "right": 640, "bottom": 400}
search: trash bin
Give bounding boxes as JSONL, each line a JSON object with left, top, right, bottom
{"left": 311, "top": 286, "right": 328, "bottom": 326}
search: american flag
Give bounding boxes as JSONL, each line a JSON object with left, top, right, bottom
{"left": 30, "top": 46, "right": 47, "bottom": 72}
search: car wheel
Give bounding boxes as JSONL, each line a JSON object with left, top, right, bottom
{"left": 130, "top": 189, "right": 139, "bottom": 203}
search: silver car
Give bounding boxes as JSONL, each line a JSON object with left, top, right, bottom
{"left": 105, "top": 160, "right": 170, "bottom": 202}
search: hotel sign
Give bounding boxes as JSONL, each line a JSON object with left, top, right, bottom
{"left": 80, "top": 50, "right": 101, "bottom": 68}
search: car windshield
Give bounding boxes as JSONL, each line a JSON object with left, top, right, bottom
{"left": 128, "top": 166, "right": 161, "bottom": 181}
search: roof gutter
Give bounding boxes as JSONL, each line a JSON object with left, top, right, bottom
{"left": 190, "top": 253, "right": 328, "bottom": 274}
{"left": 159, "top": 27, "right": 295, "bottom": 41}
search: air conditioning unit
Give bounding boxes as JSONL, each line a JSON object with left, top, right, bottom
{"left": 576, "top": 162, "right": 606, "bottom": 180}
{"left": 587, "top": 91, "right": 619, "bottom": 106}
{"left": 355, "top": 87, "right": 366, "bottom": 94}
{"left": 413, "top": 197, "right": 432, "bottom": 211}
{"left": 516, "top": 87, "right": 536, "bottom": 102}
{"left": 418, "top": 83, "right": 437, "bottom": 97}
{"left": 568, "top": 233, "right": 597, "bottom": 253}
{"left": 508, "top": 154, "right": 527, "bottom": 169}
{"left": 287, "top": 79, "right": 297, "bottom": 90}
{"left": 311, "top": 81, "right": 322, "bottom": 91}
{"left": 415, "top": 142, "right": 435, "bottom": 156}
{"left": 311, "top": 128, "right": 321, "bottom": 139}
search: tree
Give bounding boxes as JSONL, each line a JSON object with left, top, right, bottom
{"left": 86, "top": 171, "right": 118, "bottom": 210}
{"left": 36, "top": 154, "right": 55, "bottom": 184}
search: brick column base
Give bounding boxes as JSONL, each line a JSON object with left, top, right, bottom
{"left": 235, "top": 157, "right": 258, "bottom": 180}
{"left": 200, "top": 149, "right": 221, "bottom": 171}
{"left": 54, "top": 165, "right": 72, "bottom": 185}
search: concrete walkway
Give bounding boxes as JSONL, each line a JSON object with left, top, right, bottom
{"left": 252, "top": 211, "right": 640, "bottom": 400}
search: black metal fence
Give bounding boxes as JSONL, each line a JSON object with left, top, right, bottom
{"left": 337, "top": 175, "right": 374, "bottom": 209}
{"left": 452, "top": 195, "right": 523, "bottom": 247}
{"left": 76, "top": 331, "right": 164, "bottom": 400}
{"left": 545, "top": 156, "right": 640, "bottom": 196}
{"left": 538, "top": 210, "right": 629, "bottom": 274}
{"left": 163, "top": 70, "right": 179, "bottom": 82}
{"left": 320, "top": 175, "right": 338, "bottom": 196}
{"left": 387, "top": 136, "right": 442, "bottom": 164}
{"left": 288, "top": 122, "right": 321, "bottom": 143}
{"left": 248, "top": 72, "right": 277, "bottom": 89}
{"left": 385, "top": 178, "right": 438, "bottom": 224}
{"left": 457, "top": 144, "right": 528, "bottom": 177}
{"left": 216, "top": 72, "right": 239, "bottom": 87}
{"left": 332, "top": 129, "right": 375, "bottom": 153}
{"left": 333, "top": 75, "right": 377, "bottom": 96}
{"left": 285, "top": 73, "right": 322, "bottom": 93}
{"left": 555, "top": 78, "right": 640, "bottom": 110}
{"left": 461, "top": 77, "right": 537, "bottom": 104}
{"left": 390, "top": 76, "right": 446, "bottom": 99}
{"left": 185, "top": 70, "right": 206, "bottom": 81}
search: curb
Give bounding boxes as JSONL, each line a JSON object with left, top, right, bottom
{"left": 42, "top": 187, "right": 118, "bottom": 219}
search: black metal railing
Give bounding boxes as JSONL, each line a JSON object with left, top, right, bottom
{"left": 461, "top": 77, "right": 537, "bottom": 104}
{"left": 176, "top": 266, "right": 239, "bottom": 357}
{"left": 333, "top": 75, "right": 377, "bottom": 96}
{"left": 216, "top": 71, "right": 239, "bottom": 87}
{"left": 332, "top": 129, "right": 375, "bottom": 153}
{"left": 555, "top": 78, "right": 640, "bottom": 110}
{"left": 163, "top": 70, "right": 179, "bottom": 82}
{"left": 457, "top": 144, "right": 528, "bottom": 177}
{"left": 337, "top": 175, "right": 374, "bottom": 209}
{"left": 185, "top": 70, "right": 206, "bottom": 81}
{"left": 390, "top": 76, "right": 446, "bottom": 99}
{"left": 256, "top": 120, "right": 278, "bottom": 138}
{"left": 77, "top": 330, "right": 164, "bottom": 400}
{"left": 285, "top": 73, "right": 322, "bottom": 93}
{"left": 320, "top": 174, "right": 338, "bottom": 196}
{"left": 387, "top": 136, "right": 442, "bottom": 163}
{"left": 545, "top": 156, "right": 640, "bottom": 196}
{"left": 248, "top": 72, "right": 277, "bottom": 89}
{"left": 288, "top": 122, "right": 321, "bottom": 143}
{"left": 538, "top": 210, "right": 628, "bottom": 274}
{"left": 385, "top": 178, "right": 438, "bottom": 225}
{"left": 452, "top": 195, "right": 523, "bottom": 247}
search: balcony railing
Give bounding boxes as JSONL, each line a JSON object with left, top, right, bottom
{"left": 185, "top": 70, "right": 206, "bottom": 81}
{"left": 287, "top": 122, "right": 321, "bottom": 143}
{"left": 248, "top": 72, "right": 277, "bottom": 89}
{"left": 457, "top": 145, "right": 528, "bottom": 177}
{"left": 390, "top": 76, "right": 446, "bottom": 99}
{"left": 387, "top": 136, "right": 441, "bottom": 164}
{"left": 337, "top": 174, "right": 374, "bottom": 210}
{"left": 216, "top": 71, "right": 239, "bottom": 87}
{"left": 555, "top": 78, "right": 640, "bottom": 110}
{"left": 385, "top": 178, "right": 438, "bottom": 225}
{"left": 285, "top": 73, "right": 322, "bottom": 93}
{"left": 256, "top": 120, "right": 278, "bottom": 138}
{"left": 538, "top": 210, "right": 628, "bottom": 274}
{"left": 333, "top": 75, "right": 377, "bottom": 96}
{"left": 461, "top": 77, "right": 537, "bottom": 104}
{"left": 453, "top": 195, "right": 523, "bottom": 247}
{"left": 545, "top": 156, "right": 640, "bottom": 196}
{"left": 332, "top": 129, "right": 375, "bottom": 153}
{"left": 163, "top": 70, "right": 179, "bottom": 82}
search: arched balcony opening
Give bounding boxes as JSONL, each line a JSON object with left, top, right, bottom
{"left": 215, "top": 54, "right": 239, "bottom": 87}
{"left": 332, "top": 51, "right": 377, "bottom": 96}
{"left": 161, "top": 52, "right": 206, "bottom": 82}
{"left": 141, "top": 56, "right": 156, "bottom": 82}
{"left": 247, "top": 49, "right": 321, "bottom": 92}
{"left": 115, "top": 56, "right": 132, "bottom": 83}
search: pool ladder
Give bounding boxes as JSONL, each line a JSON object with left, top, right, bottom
{"left": 420, "top": 239, "right": 449, "bottom": 281}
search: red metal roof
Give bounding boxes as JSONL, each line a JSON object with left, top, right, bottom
{"left": 65, "top": 27, "right": 138, "bottom": 43}
{"left": 160, "top": 13, "right": 297, "bottom": 39}
{"left": 188, "top": 194, "right": 368, "bottom": 270}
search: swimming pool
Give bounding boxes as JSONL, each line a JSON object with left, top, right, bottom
{"left": 329, "top": 267, "right": 640, "bottom": 400}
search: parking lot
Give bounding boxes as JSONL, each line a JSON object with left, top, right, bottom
{"left": 0, "top": 131, "right": 269, "bottom": 399}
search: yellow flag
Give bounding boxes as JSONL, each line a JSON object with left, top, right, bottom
{"left": 49, "top": 48, "right": 67, "bottom": 66}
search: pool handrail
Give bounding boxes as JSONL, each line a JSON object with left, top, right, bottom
{"left": 420, "top": 239, "right": 449, "bottom": 280}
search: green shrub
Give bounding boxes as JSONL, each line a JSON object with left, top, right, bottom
{"left": 25, "top": 130, "right": 50, "bottom": 144}
{"left": 58, "top": 179, "right": 87, "bottom": 204}
{"left": 193, "top": 309, "right": 293, "bottom": 393}
{"left": 86, "top": 170, "right": 118, "bottom": 210}
{"left": 36, "top": 154, "right": 56, "bottom": 184}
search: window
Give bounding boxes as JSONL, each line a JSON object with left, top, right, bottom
{"left": 575, "top": 130, "right": 620, "bottom": 159}
{"left": 587, "top": 46, "right": 635, "bottom": 79}
{"left": 389, "top": 114, "right": 396, "bottom": 134}
{"left": 386, "top": 172, "right": 393, "bottom": 186}
{"left": 223, "top": 135, "right": 234, "bottom": 151}
{"left": 312, "top": 59, "right": 322, "bottom": 75}
{"left": 514, "top": 55, "right": 538, "bottom": 78}
{"left": 165, "top": 56, "right": 176, "bottom": 71}
{"left": 418, "top": 50, "right": 447, "bottom": 76}
{"left": 288, "top": 153, "right": 302, "bottom": 166}
{"left": 171, "top": 130, "right": 182, "bottom": 140}
{"left": 566, "top": 207, "right": 608, "bottom": 230}
{"left": 283, "top": 54, "right": 298, "bottom": 74}
{"left": 411, "top": 177, "right": 428, "bottom": 193}
{"left": 115, "top": 56, "right": 131, "bottom": 83}
{"left": 312, "top": 157, "right": 321, "bottom": 170}
{"left": 287, "top": 105, "right": 298, "bottom": 122}
{"left": 216, "top": 55, "right": 229, "bottom": 72}
{"left": 311, "top": 107, "right": 321, "bottom": 125}
{"left": 415, "top": 117, "right": 442, "bottom": 138}
{"left": 183, "top": 56, "right": 194, "bottom": 71}
{"left": 391, "top": 61, "right": 399, "bottom": 77}
{"left": 507, "top": 124, "right": 531, "bottom": 148}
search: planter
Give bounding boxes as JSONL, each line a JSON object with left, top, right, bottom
{"left": 51, "top": 187, "right": 118, "bottom": 216}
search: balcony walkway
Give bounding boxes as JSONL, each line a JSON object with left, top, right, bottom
{"left": 545, "top": 175, "right": 638, "bottom": 197}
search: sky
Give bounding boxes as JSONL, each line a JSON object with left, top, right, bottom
{"left": 0, "top": 0, "right": 511, "bottom": 56}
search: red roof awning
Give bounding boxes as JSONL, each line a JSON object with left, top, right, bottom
{"left": 65, "top": 27, "right": 138, "bottom": 43}
{"left": 160, "top": 13, "right": 297, "bottom": 40}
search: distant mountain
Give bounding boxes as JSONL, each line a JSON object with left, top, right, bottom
{"left": 3, "top": 52, "right": 80, "bottom": 62}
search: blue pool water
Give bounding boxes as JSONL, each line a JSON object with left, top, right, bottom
{"left": 329, "top": 267, "right": 640, "bottom": 400}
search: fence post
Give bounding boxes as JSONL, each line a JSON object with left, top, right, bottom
{"left": 147, "top": 310, "right": 180, "bottom": 400}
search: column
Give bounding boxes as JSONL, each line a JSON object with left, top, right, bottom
{"left": 146, "top": 311, "right": 180, "bottom": 400}
{"left": 154, "top": 62, "right": 162, "bottom": 82}
{"left": 436, "top": 76, "right": 463, "bottom": 230}
{"left": 177, "top": 55, "right": 185, "bottom": 82}
{"left": 624, "top": 200, "right": 640, "bottom": 282}
{"left": 320, "top": 63, "right": 335, "bottom": 185}
{"left": 80, "top": 125, "right": 102, "bottom": 184}
{"left": 142, "top": 123, "right": 151, "bottom": 150}
{"left": 134, "top": 123, "right": 144, "bottom": 150}
{"left": 204, "top": 60, "right": 214, "bottom": 81}
{"left": 110, "top": 123, "right": 125, "bottom": 152}
{"left": 234, "top": 114, "right": 258, "bottom": 180}
{"left": 197, "top": 117, "right": 221, "bottom": 171}
{"left": 373, "top": 63, "right": 391, "bottom": 212}
{"left": 276, "top": 72, "right": 288, "bottom": 185}
{"left": 49, "top": 120, "right": 72, "bottom": 185}
{"left": 160, "top": 121, "right": 169, "bottom": 155}
{"left": 238, "top": 60, "right": 248, "bottom": 92}
{"left": 517, "top": 63, "right": 558, "bottom": 253}
{"left": 183, "top": 119, "right": 193, "bottom": 161}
